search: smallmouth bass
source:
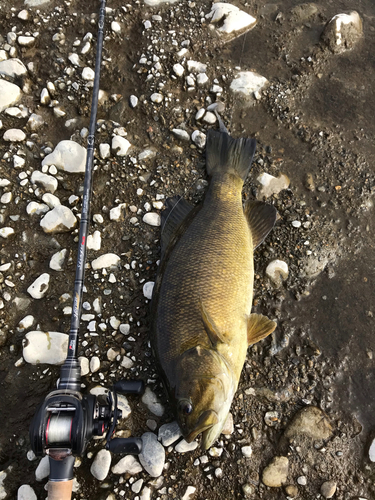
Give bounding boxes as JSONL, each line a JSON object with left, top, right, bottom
{"left": 151, "top": 129, "right": 277, "bottom": 449}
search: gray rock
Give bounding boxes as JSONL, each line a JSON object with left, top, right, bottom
{"left": 172, "top": 129, "right": 190, "bottom": 141}
{"left": 322, "top": 11, "right": 363, "bottom": 53}
{"left": 139, "top": 432, "right": 165, "bottom": 477}
{"left": 284, "top": 406, "right": 333, "bottom": 441}
{"left": 31, "top": 171, "right": 58, "bottom": 193}
{"left": 143, "top": 281, "right": 154, "bottom": 300}
{"left": 35, "top": 456, "right": 49, "bottom": 481}
{"left": 40, "top": 206, "right": 77, "bottom": 233}
{"left": 191, "top": 130, "right": 206, "bottom": 148}
{"left": 262, "top": 456, "right": 289, "bottom": 487}
{"left": 158, "top": 421, "right": 182, "bottom": 447}
{"left": 369, "top": 437, "right": 375, "bottom": 462}
{"left": 142, "top": 387, "right": 164, "bottom": 416}
{"left": 0, "top": 471, "right": 6, "bottom": 500}
{"left": 206, "top": 3, "right": 256, "bottom": 34}
{"left": 175, "top": 439, "right": 198, "bottom": 453}
{"left": 42, "top": 140, "right": 87, "bottom": 173}
{"left": 321, "top": 480, "right": 337, "bottom": 499}
{"left": 230, "top": 71, "right": 268, "bottom": 97}
{"left": 111, "top": 455, "right": 143, "bottom": 475}
{"left": 90, "top": 449, "right": 111, "bottom": 481}
{"left": 27, "top": 273, "right": 50, "bottom": 299}
{"left": 0, "top": 58, "right": 27, "bottom": 78}
{"left": 17, "top": 485, "right": 37, "bottom": 500}
{"left": 23, "top": 331, "right": 68, "bottom": 365}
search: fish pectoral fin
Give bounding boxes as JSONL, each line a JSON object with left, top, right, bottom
{"left": 201, "top": 301, "right": 228, "bottom": 347}
{"left": 160, "top": 195, "right": 195, "bottom": 258}
{"left": 244, "top": 200, "right": 277, "bottom": 249}
{"left": 247, "top": 313, "right": 277, "bottom": 345}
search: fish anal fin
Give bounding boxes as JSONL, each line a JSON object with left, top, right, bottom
{"left": 201, "top": 301, "right": 227, "bottom": 347}
{"left": 161, "top": 196, "right": 194, "bottom": 258}
{"left": 244, "top": 200, "right": 277, "bottom": 249}
{"left": 247, "top": 313, "right": 276, "bottom": 345}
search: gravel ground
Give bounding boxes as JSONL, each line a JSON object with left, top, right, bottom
{"left": 0, "top": 0, "right": 375, "bottom": 499}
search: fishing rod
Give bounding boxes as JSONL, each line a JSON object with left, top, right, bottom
{"left": 29, "top": 2, "right": 143, "bottom": 498}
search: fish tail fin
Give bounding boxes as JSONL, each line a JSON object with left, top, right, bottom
{"left": 206, "top": 129, "right": 256, "bottom": 181}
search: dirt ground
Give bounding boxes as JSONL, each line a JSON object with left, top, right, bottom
{"left": 0, "top": 0, "right": 374, "bottom": 499}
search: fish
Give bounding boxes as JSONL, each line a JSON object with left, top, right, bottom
{"left": 150, "top": 128, "right": 277, "bottom": 449}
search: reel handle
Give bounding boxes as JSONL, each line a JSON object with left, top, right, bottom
{"left": 106, "top": 437, "right": 143, "bottom": 454}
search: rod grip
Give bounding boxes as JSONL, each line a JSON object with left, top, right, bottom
{"left": 48, "top": 480, "right": 73, "bottom": 500}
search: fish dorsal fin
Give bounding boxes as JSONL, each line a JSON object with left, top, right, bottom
{"left": 244, "top": 200, "right": 277, "bottom": 249}
{"left": 201, "top": 301, "right": 227, "bottom": 347}
{"left": 160, "top": 196, "right": 195, "bottom": 258}
{"left": 247, "top": 313, "right": 276, "bottom": 345}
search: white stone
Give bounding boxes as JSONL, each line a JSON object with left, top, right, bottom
{"left": 1, "top": 192, "right": 12, "bottom": 204}
{"left": 5, "top": 106, "right": 27, "bottom": 118}
{"left": 150, "top": 93, "right": 163, "bottom": 103}
{"left": 181, "top": 486, "right": 196, "bottom": 500}
{"left": 68, "top": 53, "right": 81, "bottom": 66}
{"left": 203, "top": 111, "right": 217, "bottom": 124}
{"left": 195, "top": 108, "right": 205, "bottom": 120}
{"left": 99, "top": 143, "right": 110, "bottom": 159}
{"left": 172, "top": 129, "right": 190, "bottom": 141}
{"left": 93, "top": 213, "right": 104, "bottom": 224}
{"left": 17, "top": 484, "right": 37, "bottom": 500}
{"left": 173, "top": 63, "right": 184, "bottom": 77}
{"left": 112, "top": 455, "right": 143, "bottom": 475}
{"left": 23, "top": 331, "right": 68, "bottom": 365}
{"left": 130, "top": 95, "right": 138, "bottom": 108}
{"left": 42, "top": 193, "right": 60, "bottom": 208}
{"left": 112, "top": 135, "right": 131, "bottom": 156}
{"left": 27, "top": 273, "right": 50, "bottom": 299}
{"left": 0, "top": 59, "right": 27, "bottom": 78}
{"left": 140, "top": 487, "right": 152, "bottom": 500}
{"left": 132, "top": 479, "right": 144, "bottom": 494}
{"left": 90, "top": 449, "right": 111, "bottom": 481}
{"left": 110, "top": 203, "right": 126, "bottom": 220}
{"left": 369, "top": 438, "right": 375, "bottom": 462}
{"left": 241, "top": 445, "right": 253, "bottom": 457}
{"left": 117, "top": 394, "right": 132, "bottom": 419}
{"left": 0, "top": 80, "right": 21, "bottom": 112}
{"left": 292, "top": 220, "right": 301, "bottom": 228}
{"left": 139, "top": 432, "right": 165, "bottom": 477}
{"left": 143, "top": 281, "right": 154, "bottom": 300}
{"left": 18, "top": 10, "right": 29, "bottom": 20}
{"left": 111, "top": 21, "right": 121, "bottom": 33}
{"left": 0, "top": 227, "right": 14, "bottom": 238}
{"left": 230, "top": 71, "right": 269, "bottom": 97}
{"left": 142, "top": 387, "right": 164, "bottom": 416}
{"left": 191, "top": 130, "right": 206, "bottom": 148}
{"left": 158, "top": 421, "right": 182, "bottom": 447}
{"left": 14, "top": 155, "right": 26, "bottom": 168}
{"left": 257, "top": 172, "right": 290, "bottom": 198}
{"left": 120, "top": 324, "right": 130, "bottom": 335}
{"left": 79, "top": 356, "right": 90, "bottom": 376}
{"left": 196, "top": 73, "right": 209, "bottom": 86}
{"left": 82, "top": 67, "right": 95, "bottom": 80}
{"left": 90, "top": 356, "right": 100, "bottom": 373}
{"left": 139, "top": 148, "right": 156, "bottom": 161}
{"left": 40, "top": 88, "right": 50, "bottom": 105}
{"left": 297, "top": 476, "right": 307, "bottom": 485}
{"left": 25, "top": 0, "right": 51, "bottom": 6}
{"left": 40, "top": 206, "right": 77, "bottom": 233}
{"left": 175, "top": 439, "right": 198, "bottom": 453}
{"left": 144, "top": 0, "right": 178, "bottom": 4}
{"left": 49, "top": 249, "right": 68, "bottom": 271}
{"left": 91, "top": 253, "right": 120, "bottom": 270}
{"left": 87, "top": 230, "right": 101, "bottom": 251}
{"left": 187, "top": 60, "right": 207, "bottom": 73}
{"left": 18, "top": 36, "right": 35, "bottom": 47}
{"left": 35, "top": 456, "right": 49, "bottom": 481}
{"left": 31, "top": 171, "right": 58, "bottom": 193}
{"left": 3, "top": 129, "right": 26, "bottom": 142}
{"left": 265, "top": 260, "right": 289, "bottom": 286}
{"left": 143, "top": 212, "right": 161, "bottom": 227}
{"left": 26, "top": 202, "right": 49, "bottom": 216}
{"left": 121, "top": 356, "right": 134, "bottom": 369}
{"left": 18, "top": 315, "right": 35, "bottom": 331}
{"left": 206, "top": 3, "right": 257, "bottom": 34}
{"left": 326, "top": 12, "right": 363, "bottom": 49}
{"left": 42, "top": 140, "right": 87, "bottom": 174}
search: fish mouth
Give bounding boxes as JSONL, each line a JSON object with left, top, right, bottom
{"left": 184, "top": 409, "right": 219, "bottom": 443}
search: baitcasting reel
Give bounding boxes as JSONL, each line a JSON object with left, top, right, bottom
{"left": 30, "top": 379, "right": 144, "bottom": 483}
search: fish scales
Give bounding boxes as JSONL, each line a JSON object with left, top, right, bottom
{"left": 151, "top": 128, "right": 277, "bottom": 449}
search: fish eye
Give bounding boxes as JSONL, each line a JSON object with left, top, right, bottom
{"left": 178, "top": 400, "right": 193, "bottom": 415}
